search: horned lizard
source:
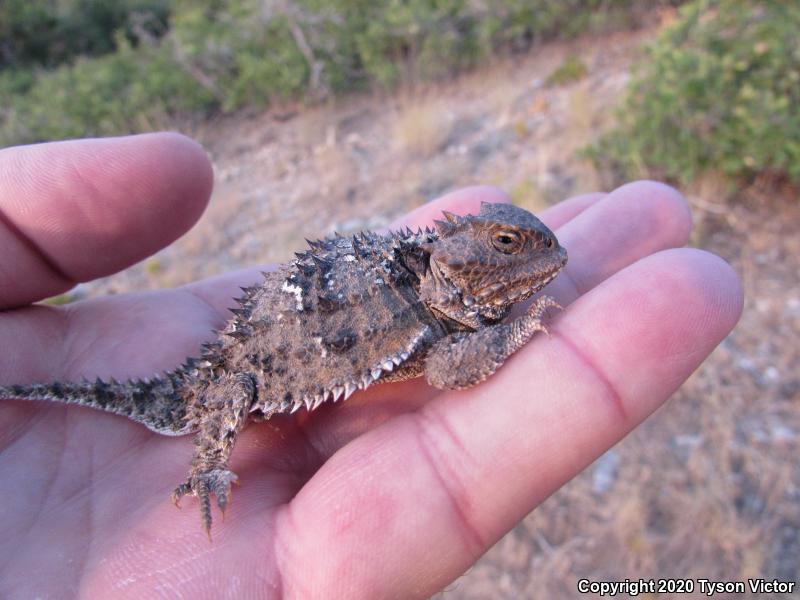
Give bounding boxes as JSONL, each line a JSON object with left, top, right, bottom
{"left": 1, "top": 202, "right": 567, "bottom": 535}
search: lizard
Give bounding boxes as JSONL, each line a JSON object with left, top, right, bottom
{"left": 0, "top": 201, "right": 567, "bottom": 536}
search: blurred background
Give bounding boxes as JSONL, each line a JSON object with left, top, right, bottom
{"left": 3, "top": 0, "right": 797, "bottom": 596}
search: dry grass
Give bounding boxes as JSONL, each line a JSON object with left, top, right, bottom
{"left": 311, "top": 143, "right": 359, "bottom": 199}
{"left": 546, "top": 55, "right": 589, "bottom": 87}
{"left": 389, "top": 93, "right": 454, "bottom": 158}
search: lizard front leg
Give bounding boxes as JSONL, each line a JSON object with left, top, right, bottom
{"left": 425, "top": 296, "right": 561, "bottom": 390}
{"left": 172, "top": 373, "right": 255, "bottom": 536}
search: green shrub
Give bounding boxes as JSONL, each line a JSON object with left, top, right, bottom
{"left": 168, "top": 0, "right": 645, "bottom": 104}
{"left": 0, "top": 0, "right": 171, "bottom": 68}
{"left": 335, "top": 0, "right": 482, "bottom": 87}
{"left": 587, "top": 0, "right": 800, "bottom": 185}
{"left": 546, "top": 54, "right": 588, "bottom": 86}
{"left": 168, "top": 0, "right": 484, "bottom": 99}
{"left": 0, "top": 0, "right": 670, "bottom": 146}
{"left": 0, "top": 36, "right": 215, "bottom": 146}
{"left": 170, "top": 0, "right": 309, "bottom": 110}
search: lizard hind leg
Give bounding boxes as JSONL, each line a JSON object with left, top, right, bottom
{"left": 171, "top": 373, "right": 256, "bottom": 537}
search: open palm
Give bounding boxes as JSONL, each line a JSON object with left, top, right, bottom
{"left": 0, "top": 134, "right": 742, "bottom": 598}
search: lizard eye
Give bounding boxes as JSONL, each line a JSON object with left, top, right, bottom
{"left": 545, "top": 237, "right": 554, "bottom": 248}
{"left": 492, "top": 231, "right": 522, "bottom": 254}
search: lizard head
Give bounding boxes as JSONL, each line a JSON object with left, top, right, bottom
{"left": 419, "top": 202, "right": 567, "bottom": 327}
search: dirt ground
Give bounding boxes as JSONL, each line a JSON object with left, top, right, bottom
{"left": 79, "top": 23, "right": 799, "bottom": 599}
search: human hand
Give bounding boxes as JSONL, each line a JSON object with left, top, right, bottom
{"left": 0, "top": 134, "right": 743, "bottom": 598}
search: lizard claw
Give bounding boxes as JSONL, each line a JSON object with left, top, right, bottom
{"left": 527, "top": 295, "right": 562, "bottom": 319}
{"left": 516, "top": 296, "right": 559, "bottom": 340}
{"left": 171, "top": 468, "right": 240, "bottom": 537}
{"left": 171, "top": 482, "right": 191, "bottom": 508}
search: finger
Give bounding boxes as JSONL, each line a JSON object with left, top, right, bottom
{"left": 545, "top": 180, "right": 693, "bottom": 304}
{"left": 0, "top": 133, "right": 213, "bottom": 308}
{"left": 274, "top": 248, "right": 743, "bottom": 597}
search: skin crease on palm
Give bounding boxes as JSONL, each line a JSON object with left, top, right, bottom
{"left": 0, "top": 133, "right": 742, "bottom": 599}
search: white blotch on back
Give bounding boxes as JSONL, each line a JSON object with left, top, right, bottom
{"left": 281, "top": 280, "right": 304, "bottom": 311}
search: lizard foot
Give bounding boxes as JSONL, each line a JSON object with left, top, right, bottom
{"left": 171, "top": 468, "right": 240, "bottom": 537}
{"left": 527, "top": 295, "right": 561, "bottom": 320}
{"left": 522, "top": 295, "right": 562, "bottom": 338}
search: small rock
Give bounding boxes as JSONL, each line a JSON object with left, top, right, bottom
{"left": 592, "top": 450, "right": 619, "bottom": 494}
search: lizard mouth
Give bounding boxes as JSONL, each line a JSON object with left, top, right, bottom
{"left": 473, "top": 260, "right": 565, "bottom": 308}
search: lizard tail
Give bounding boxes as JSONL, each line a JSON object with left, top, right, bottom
{"left": 0, "top": 372, "right": 194, "bottom": 436}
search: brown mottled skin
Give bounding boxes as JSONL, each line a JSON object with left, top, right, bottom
{"left": 0, "top": 202, "right": 567, "bottom": 535}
